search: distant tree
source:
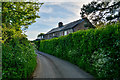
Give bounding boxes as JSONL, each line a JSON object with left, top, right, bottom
{"left": 37, "top": 33, "right": 44, "bottom": 37}
{"left": 80, "top": 0, "right": 120, "bottom": 26}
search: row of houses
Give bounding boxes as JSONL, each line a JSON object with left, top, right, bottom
{"left": 37, "top": 17, "right": 95, "bottom": 40}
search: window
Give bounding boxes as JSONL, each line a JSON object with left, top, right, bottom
{"left": 64, "top": 31, "right": 67, "bottom": 35}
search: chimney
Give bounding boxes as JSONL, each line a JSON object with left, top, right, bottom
{"left": 58, "top": 22, "right": 63, "bottom": 28}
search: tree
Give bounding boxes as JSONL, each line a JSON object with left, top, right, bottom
{"left": 2, "top": 2, "right": 43, "bottom": 31}
{"left": 2, "top": 2, "right": 44, "bottom": 79}
{"left": 37, "top": 33, "right": 44, "bottom": 37}
{"left": 80, "top": 0, "right": 120, "bottom": 26}
{"left": 2, "top": 2, "right": 43, "bottom": 42}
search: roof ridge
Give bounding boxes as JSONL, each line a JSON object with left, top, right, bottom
{"left": 46, "top": 19, "right": 83, "bottom": 34}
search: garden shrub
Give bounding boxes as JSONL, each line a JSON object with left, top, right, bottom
{"left": 35, "top": 23, "right": 120, "bottom": 78}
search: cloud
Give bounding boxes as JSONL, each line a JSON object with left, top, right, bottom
{"left": 26, "top": 31, "right": 40, "bottom": 40}
{"left": 45, "top": 2, "right": 63, "bottom": 5}
{"left": 26, "top": 1, "right": 94, "bottom": 40}
{"left": 27, "top": 15, "right": 81, "bottom": 41}
{"left": 39, "top": 6, "right": 53, "bottom": 13}
{"left": 38, "top": 15, "right": 81, "bottom": 28}
{"left": 33, "top": 0, "right": 94, "bottom": 2}
{"left": 56, "top": 1, "right": 93, "bottom": 16}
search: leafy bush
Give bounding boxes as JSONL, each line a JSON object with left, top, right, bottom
{"left": 35, "top": 23, "right": 120, "bottom": 78}
{"left": 2, "top": 37, "right": 37, "bottom": 79}
{"left": 2, "top": 25, "right": 37, "bottom": 79}
{"left": 2, "top": 2, "right": 42, "bottom": 79}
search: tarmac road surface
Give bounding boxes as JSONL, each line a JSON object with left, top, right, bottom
{"left": 32, "top": 51, "right": 94, "bottom": 79}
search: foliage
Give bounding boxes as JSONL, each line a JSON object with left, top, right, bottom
{"left": 35, "top": 23, "right": 120, "bottom": 78}
{"left": 80, "top": 1, "right": 120, "bottom": 25}
{"left": 2, "top": 37, "right": 37, "bottom": 79}
{"left": 2, "top": 2, "right": 43, "bottom": 79}
{"left": 0, "top": 26, "right": 1, "bottom": 80}
{"left": 2, "top": 2, "right": 43, "bottom": 31}
{"left": 2, "top": 23, "right": 37, "bottom": 79}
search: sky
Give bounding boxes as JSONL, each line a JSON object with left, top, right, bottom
{"left": 26, "top": 0, "right": 93, "bottom": 41}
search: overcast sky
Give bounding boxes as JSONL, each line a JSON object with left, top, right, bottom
{"left": 26, "top": 0, "right": 93, "bottom": 40}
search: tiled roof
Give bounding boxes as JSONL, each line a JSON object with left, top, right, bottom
{"left": 46, "top": 26, "right": 64, "bottom": 34}
{"left": 46, "top": 19, "right": 84, "bottom": 34}
{"left": 63, "top": 19, "right": 84, "bottom": 30}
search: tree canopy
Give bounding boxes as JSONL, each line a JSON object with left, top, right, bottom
{"left": 80, "top": 0, "right": 120, "bottom": 26}
{"left": 2, "top": 2, "right": 43, "bottom": 42}
{"left": 2, "top": 2, "right": 43, "bottom": 30}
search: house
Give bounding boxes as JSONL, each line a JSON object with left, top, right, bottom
{"left": 37, "top": 17, "right": 95, "bottom": 40}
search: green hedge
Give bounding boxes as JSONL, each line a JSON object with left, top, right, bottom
{"left": 35, "top": 23, "right": 120, "bottom": 78}
{"left": 2, "top": 37, "right": 37, "bottom": 79}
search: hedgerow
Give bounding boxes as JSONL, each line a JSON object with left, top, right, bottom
{"left": 2, "top": 25, "right": 37, "bottom": 79}
{"left": 35, "top": 23, "right": 120, "bottom": 78}
{"left": 2, "top": 2, "right": 42, "bottom": 79}
{"left": 2, "top": 37, "right": 37, "bottom": 79}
